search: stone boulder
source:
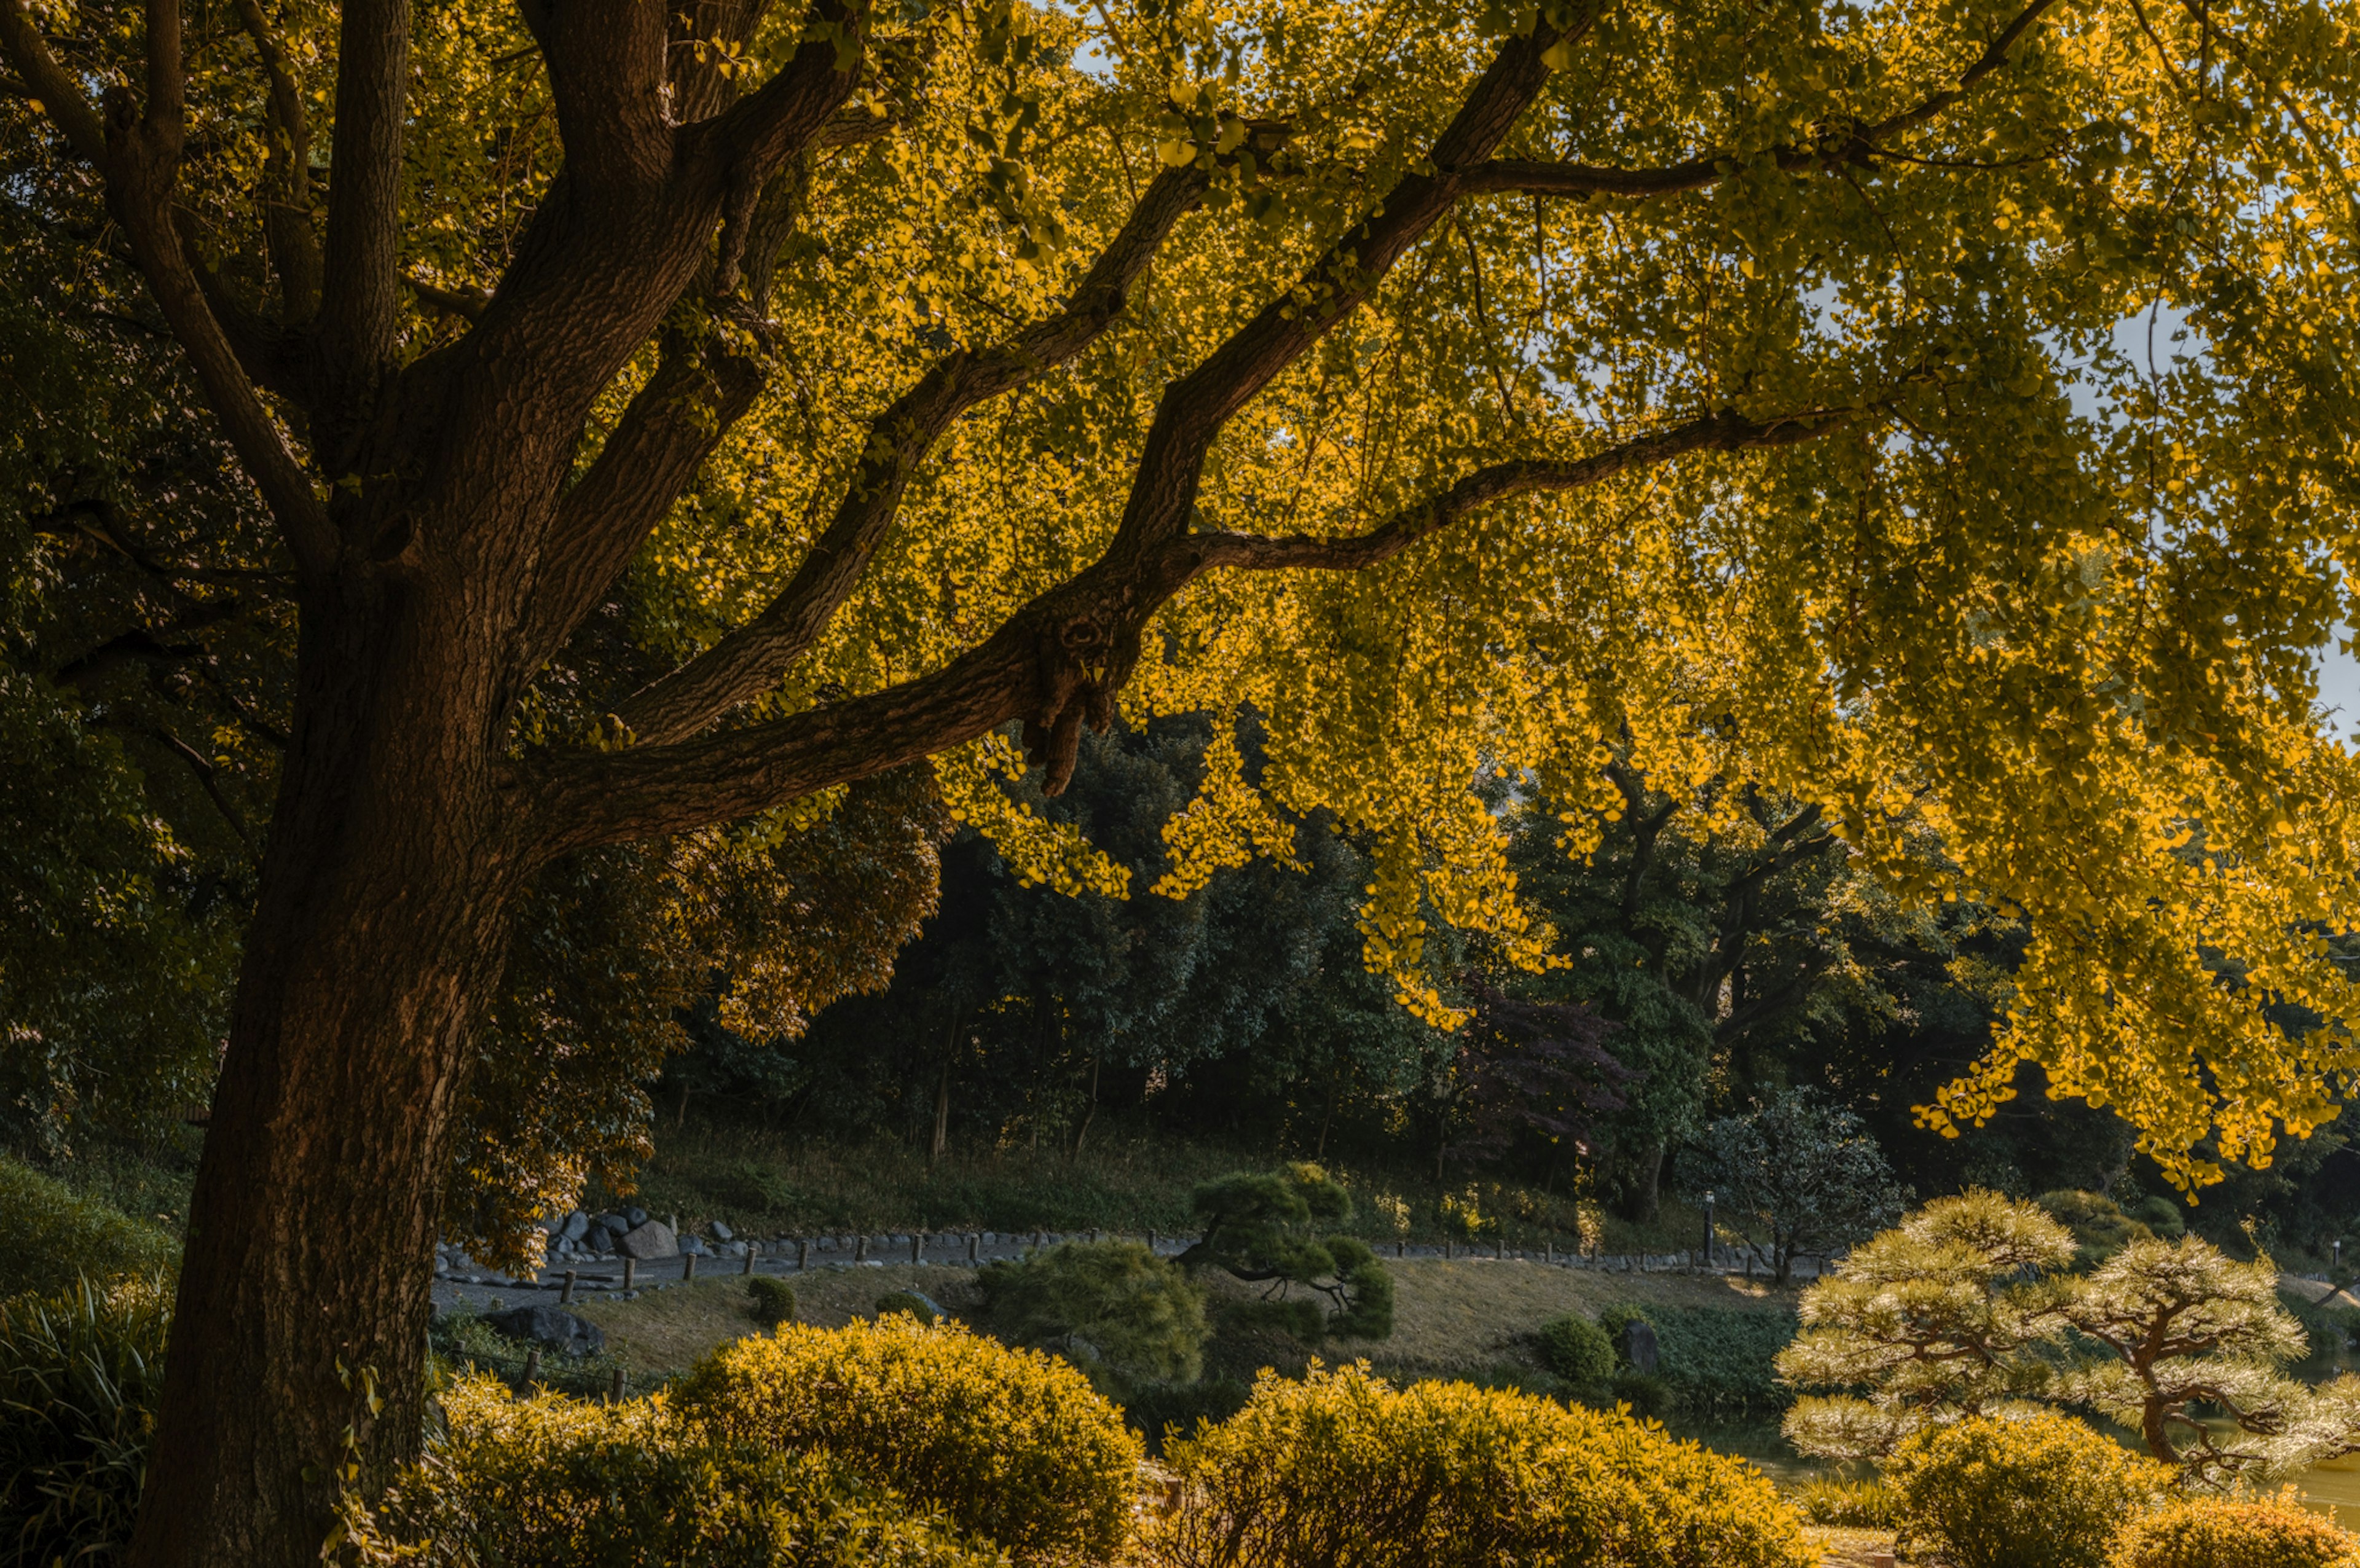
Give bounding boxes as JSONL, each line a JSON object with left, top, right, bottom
{"left": 483, "top": 1305, "right": 605, "bottom": 1357}
{"left": 1618, "top": 1320, "right": 1659, "bottom": 1374}
{"left": 618, "top": 1219, "right": 678, "bottom": 1260}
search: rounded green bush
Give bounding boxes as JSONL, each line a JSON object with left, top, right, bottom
{"left": 2109, "top": 1494, "right": 2360, "bottom": 1568}
{"left": 980, "top": 1239, "right": 1211, "bottom": 1391}
{"left": 341, "top": 1373, "right": 998, "bottom": 1567}
{"left": 745, "top": 1276, "right": 796, "bottom": 1327}
{"left": 1538, "top": 1313, "right": 1614, "bottom": 1386}
{"left": 0, "top": 1158, "right": 178, "bottom": 1301}
{"left": 1886, "top": 1411, "right": 2172, "bottom": 1568}
{"left": 1136, "top": 1363, "right": 1812, "bottom": 1568}
{"left": 0, "top": 1276, "right": 171, "bottom": 1568}
{"left": 675, "top": 1315, "right": 1142, "bottom": 1564}
{"left": 873, "top": 1290, "right": 938, "bottom": 1325}
{"left": 1597, "top": 1303, "right": 1653, "bottom": 1364}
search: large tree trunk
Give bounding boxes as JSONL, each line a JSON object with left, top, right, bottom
{"left": 1617, "top": 1143, "right": 1666, "bottom": 1225}
{"left": 128, "top": 596, "right": 525, "bottom": 1567}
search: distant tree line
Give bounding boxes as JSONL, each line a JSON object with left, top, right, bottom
{"left": 663, "top": 717, "right": 2360, "bottom": 1256}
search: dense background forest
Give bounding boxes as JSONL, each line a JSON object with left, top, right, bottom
{"left": 647, "top": 717, "right": 2360, "bottom": 1264}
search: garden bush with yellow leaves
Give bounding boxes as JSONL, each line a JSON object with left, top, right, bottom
{"left": 672, "top": 1315, "right": 1139, "bottom": 1565}
{"left": 2108, "top": 1493, "right": 2360, "bottom": 1568}
{"left": 332, "top": 1372, "right": 997, "bottom": 1568}
{"left": 1134, "top": 1363, "right": 1812, "bottom": 1568}
{"left": 1885, "top": 1411, "right": 2173, "bottom": 1568}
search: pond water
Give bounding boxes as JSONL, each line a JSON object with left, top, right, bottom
{"left": 2289, "top": 1452, "right": 2360, "bottom": 1527}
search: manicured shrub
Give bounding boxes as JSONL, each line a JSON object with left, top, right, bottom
{"left": 1538, "top": 1312, "right": 1614, "bottom": 1386}
{"left": 0, "top": 1158, "right": 178, "bottom": 1300}
{"left": 875, "top": 1290, "right": 939, "bottom": 1325}
{"left": 1597, "top": 1303, "right": 1653, "bottom": 1363}
{"left": 745, "top": 1276, "right": 796, "bottom": 1327}
{"left": 1650, "top": 1307, "right": 1796, "bottom": 1417}
{"left": 1179, "top": 1164, "right": 1392, "bottom": 1340}
{"left": 2109, "top": 1493, "right": 2360, "bottom": 1568}
{"left": 1885, "top": 1411, "right": 2171, "bottom": 1568}
{"left": 1136, "top": 1363, "right": 1813, "bottom": 1568}
{"left": 0, "top": 1275, "right": 170, "bottom": 1568}
{"left": 335, "top": 1374, "right": 998, "bottom": 1567}
{"left": 980, "top": 1240, "right": 1211, "bottom": 1392}
{"left": 1793, "top": 1478, "right": 1898, "bottom": 1527}
{"left": 674, "top": 1316, "right": 1140, "bottom": 1564}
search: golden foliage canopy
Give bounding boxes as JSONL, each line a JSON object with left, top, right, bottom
{"left": 9, "top": 0, "right": 2360, "bottom": 1192}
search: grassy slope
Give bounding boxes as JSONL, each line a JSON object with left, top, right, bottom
{"left": 627, "top": 1115, "right": 1718, "bottom": 1256}
{"left": 572, "top": 1254, "right": 1796, "bottom": 1384}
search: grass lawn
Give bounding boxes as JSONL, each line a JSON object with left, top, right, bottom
{"left": 625, "top": 1113, "right": 1722, "bottom": 1257}
{"left": 572, "top": 1253, "right": 1797, "bottom": 1384}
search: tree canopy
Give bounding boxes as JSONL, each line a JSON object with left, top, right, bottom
{"left": 6, "top": 0, "right": 2360, "bottom": 1558}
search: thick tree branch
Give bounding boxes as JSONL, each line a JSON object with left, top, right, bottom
{"left": 317, "top": 0, "right": 407, "bottom": 380}
{"left": 531, "top": 401, "right": 1858, "bottom": 855}
{"left": 686, "top": 0, "right": 868, "bottom": 183}
{"left": 1190, "top": 407, "right": 1852, "bottom": 573}
{"left": 600, "top": 163, "right": 1211, "bottom": 747}
{"left": 1468, "top": 0, "right": 2064, "bottom": 203}
{"left": 1101, "top": 22, "right": 1586, "bottom": 573}
{"left": 520, "top": 0, "right": 680, "bottom": 190}
{"left": 401, "top": 273, "right": 491, "bottom": 321}
{"left": 1, "top": 0, "right": 334, "bottom": 574}
{"left": 0, "top": 0, "right": 105, "bottom": 163}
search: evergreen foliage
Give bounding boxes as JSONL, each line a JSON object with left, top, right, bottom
{"left": 745, "top": 1277, "right": 797, "bottom": 1328}
{"left": 1536, "top": 1313, "right": 1614, "bottom": 1387}
{"left": 1179, "top": 1163, "right": 1394, "bottom": 1340}
{"left": 2060, "top": 1235, "right": 2308, "bottom": 1481}
{"left": 1779, "top": 1191, "right": 2077, "bottom": 1460}
{"left": 978, "top": 1239, "right": 1213, "bottom": 1393}
{"left": 1678, "top": 1088, "right": 1908, "bottom": 1284}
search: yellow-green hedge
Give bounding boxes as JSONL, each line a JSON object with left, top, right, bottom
{"left": 673, "top": 1316, "right": 1140, "bottom": 1565}
{"left": 2110, "top": 1494, "right": 2360, "bottom": 1568}
{"left": 334, "top": 1373, "right": 1001, "bottom": 1567}
{"left": 1886, "top": 1411, "right": 2172, "bottom": 1568}
{"left": 1135, "top": 1363, "right": 1812, "bottom": 1568}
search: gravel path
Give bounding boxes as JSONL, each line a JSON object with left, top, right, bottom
{"left": 429, "top": 1229, "right": 1823, "bottom": 1315}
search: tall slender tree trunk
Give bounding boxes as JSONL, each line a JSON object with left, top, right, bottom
{"left": 128, "top": 599, "right": 529, "bottom": 1566}
{"left": 929, "top": 1013, "right": 955, "bottom": 1166}
{"left": 1068, "top": 1051, "right": 1099, "bottom": 1161}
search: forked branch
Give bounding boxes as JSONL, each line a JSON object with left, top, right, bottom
{"left": 605, "top": 162, "right": 1214, "bottom": 747}
{"left": 0, "top": 0, "right": 333, "bottom": 578}
{"left": 532, "top": 401, "right": 1860, "bottom": 856}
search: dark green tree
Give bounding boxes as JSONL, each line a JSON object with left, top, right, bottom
{"left": 1178, "top": 1162, "right": 1393, "bottom": 1341}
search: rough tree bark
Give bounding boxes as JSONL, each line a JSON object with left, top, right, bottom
{"left": 0, "top": 0, "right": 2058, "bottom": 1559}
